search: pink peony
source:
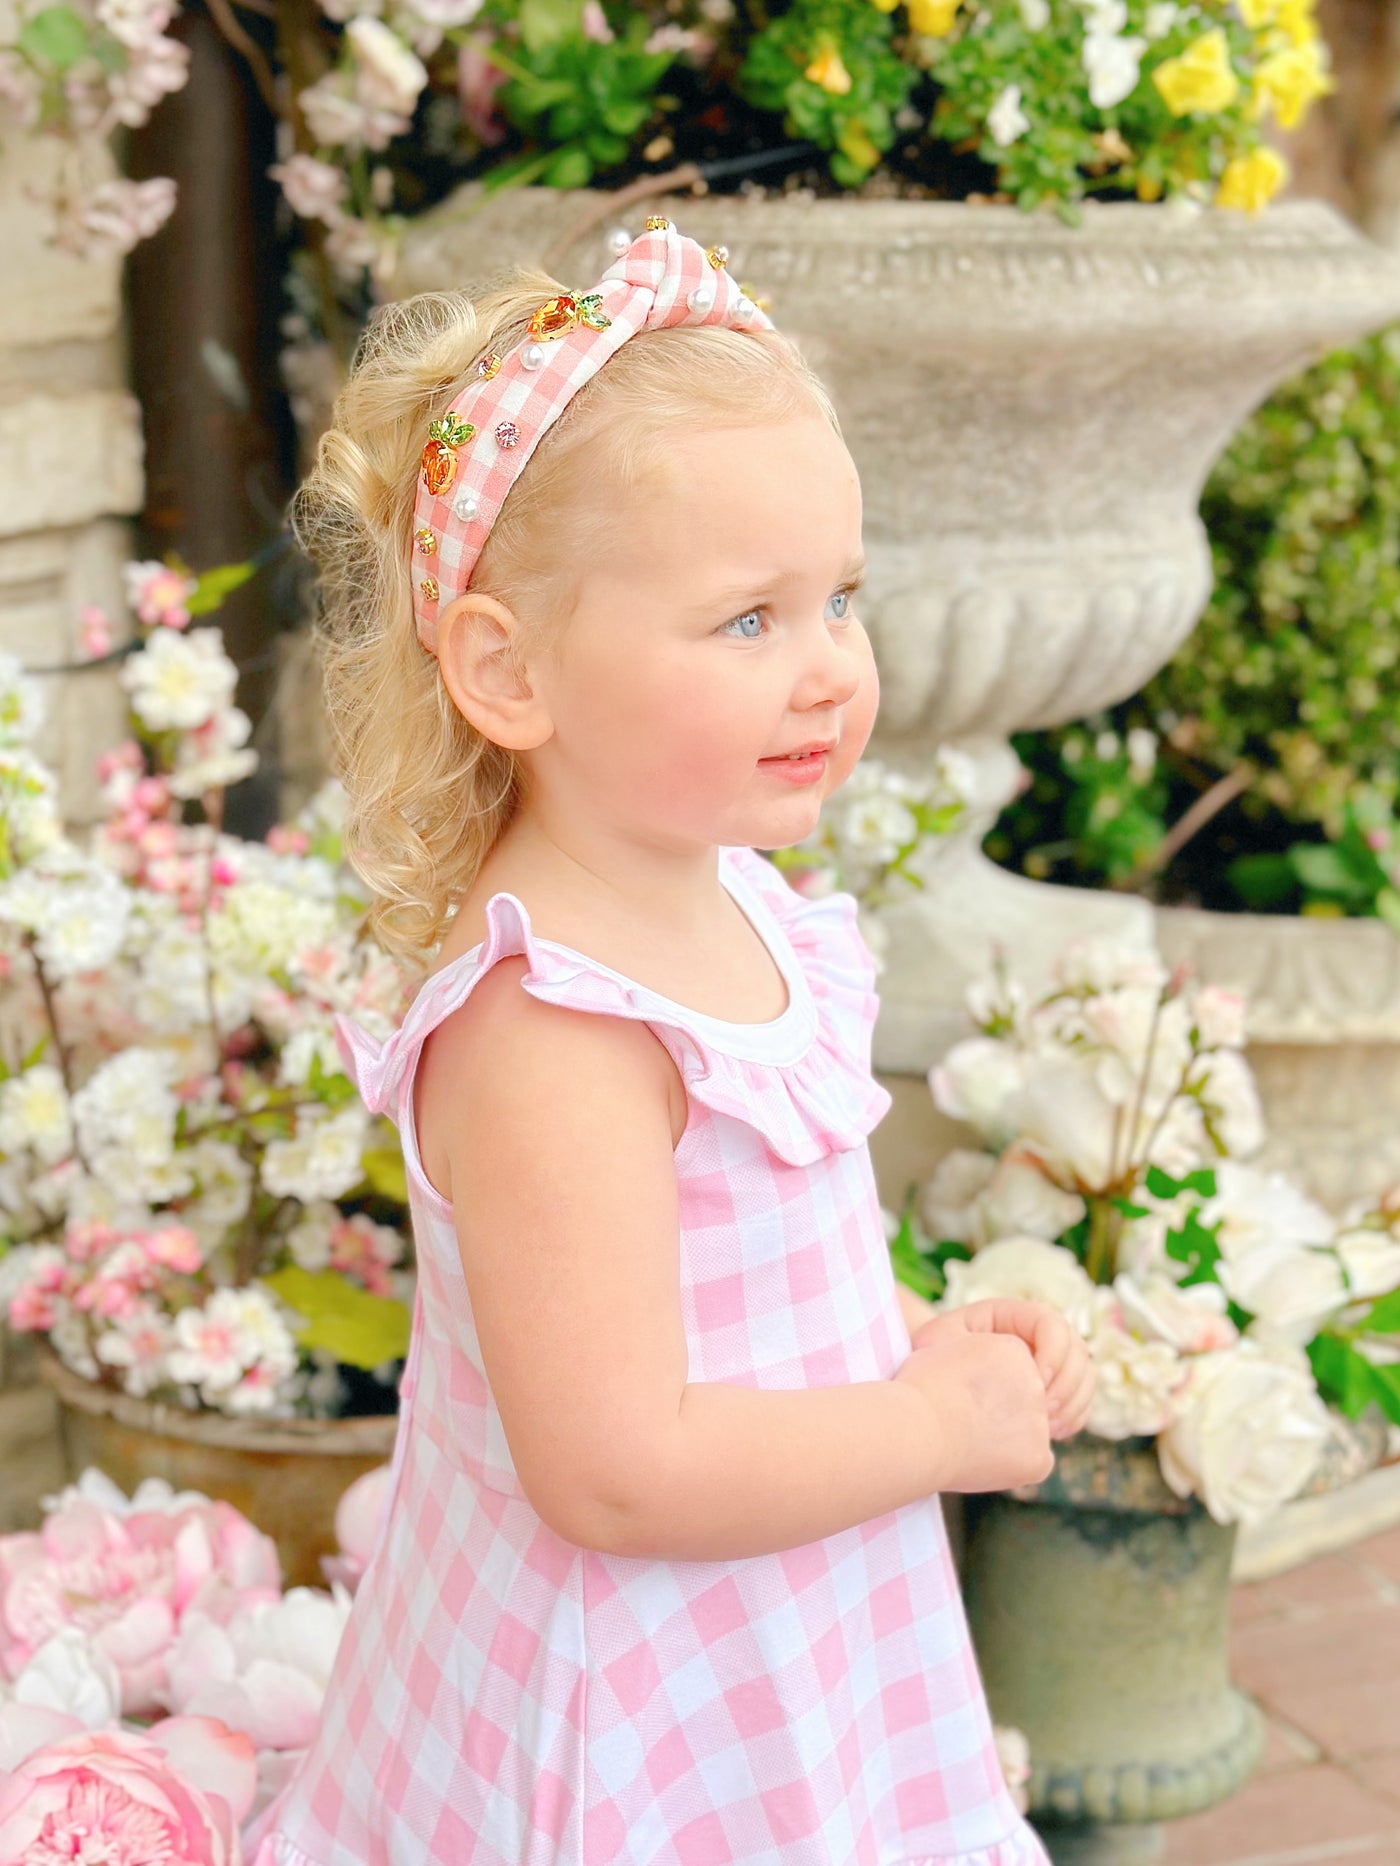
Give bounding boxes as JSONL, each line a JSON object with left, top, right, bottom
{"left": 0, "top": 1715, "right": 255, "bottom": 1866}
{"left": 321, "top": 1463, "right": 392, "bottom": 1592}
{"left": 0, "top": 1488, "right": 281, "bottom": 1716}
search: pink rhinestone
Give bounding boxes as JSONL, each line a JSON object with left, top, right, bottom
{"left": 494, "top": 421, "right": 519, "bottom": 449}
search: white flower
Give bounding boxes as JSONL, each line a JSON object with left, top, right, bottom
{"left": 929, "top": 1038, "right": 1027, "bottom": 1145}
{"left": 1200, "top": 1161, "right": 1334, "bottom": 1266}
{"left": 285, "top": 1201, "right": 340, "bottom": 1272}
{"left": 940, "top": 1236, "right": 1099, "bottom": 1336}
{"left": 920, "top": 1149, "right": 1085, "bottom": 1247}
{"left": 346, "top": 16, "right": 429, "bottom": 117}
{"left": 183, "top": 1138, "right": 255, "bottom": 1245}
{"left": 1085, "top": 1289, "right": 1188, "bottom": 1437}
{"left": 165, "top": 1585, "right": 353, "bottom": 1750}
{"left": 262, "top": 1105, "right": 370, "bottom": 1202}
{"left": 167, "top": 1285, "right": 299, "bottom": 1406}
{"left": 1125, "top": 727, "right": 1158, "bottom": 780}
{"left": 0, "top": 748, "right": 64, "bottom": 868}
{"left": 1143, "top": 0, "right": 1180, "bottom": 36}
{"left": 1052, "top": 937, "right": 1167, "bottom": 995}
{"left": 1113, "top": 1270, "right": 1238, "bottom": 1354}
{"left": 9, "top": 1628, "right": 121, "bottom": 1729}
{"left": 120, "top": 627, "right": 238, "bottom": 732}
{"left": 70, "top": 1048, "right": 182, "bottom": 1191}
{"left": 828, "top": 791, "right": 919, "bottom": 868}
{"left": 1225, "top": 1244, "right": 1349, "bottom": 1348}
{"left": 1335, "top": 1227, "right": 1400, "bottom": 1302}
{"left": 1193, "top": 984, "right": 1246, "bottom": 1050}
{"left": 0, "top": 857, "right": 130, "bottom": 980}
{"left": 0, "top": 1066, "right": 72, "bottom": 1166}
{"left": 987, "top": 82, "right": 1031, "bottom": 145}
{"left": 0, "top": 652, "right": 45, "bottom": 747}
{"left": 1084, "top": 29, "right": 1147, "bottom": 106}
{"left": 1157, "top": 1339, "right": 1333, "bottom": 1525}
{"left": 1017, "top": 0, "right": 1050, "bottom": 25}
{"left": 1189, "top": 1047, "right": 1264, "bottom": 1158}
{"left": 267, "top": 152, "right": 347, "bottom": 225}
{"left": 94, "top": 1300, "right": 176, "bottom": 1397}
{"left": 167, "top": 705, "right": 258, "bottom": 800}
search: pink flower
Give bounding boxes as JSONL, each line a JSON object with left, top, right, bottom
{"left": 143, "top": 1225, "right": 203, "bottom": 1274}
{"left": 123, "top": 560, "right": 197, "bottom": 629}
{"left": 581, "top": 0, "right": 613, "bottom": 40}
{"left": 456, "top": 34, "right": 508, "bottom": 144}
{"left": 322, "top": 1463, "right": 392, "bottom": 1592}
{"left": 266, "top": 825, "right": 310, "bottom": 856}
{"left": 0, "top": 1716, "right": 256, "bottom": 1866}
{"left": 328, "top": 1214, "right": 402, "bottom": 1297}
{"left": 0, "top": 1491, "right": 281, "bottom": 1716}
{"left": 79, "top": 604, "right": 113, "bottom": 658}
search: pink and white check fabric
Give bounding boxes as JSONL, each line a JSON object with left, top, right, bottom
{"left": 247, "top": 845, "right": 1052, "bottom": 1866}
{"left": 412, "top": 222, "right": 776, "bottom": 650}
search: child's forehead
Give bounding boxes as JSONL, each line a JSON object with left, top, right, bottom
{"left": 637, "top": 420, "right": 858, "bottom": 524}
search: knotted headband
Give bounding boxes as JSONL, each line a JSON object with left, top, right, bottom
{"left": 409, "top": 214, "right": 778, "bottom": 652}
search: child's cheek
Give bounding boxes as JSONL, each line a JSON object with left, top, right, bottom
{"left": 827, "top": 639, "right": 880, "bottom": 795}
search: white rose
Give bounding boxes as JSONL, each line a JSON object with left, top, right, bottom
{"left": 929, "top": 1038, "right": 1026, "bottom": 1145}
{"left": 1335, "top": 1227, "right": 1400, "bottom": 1302}
{"left": 919, "top": 1149, "right": 997, "bottom": 1244}
{"left": 10, "top": 1629, "right": 121, "bottom": 1729}
{"left": 346, "top": 16, "right": 428, "bottom": 117}
{"left": 1113, "top": 1270, "right": 1239, "bottom": 1353}
{"left": 1225, "top": 1244, "right": 1349, "bottom": 1348}
{"left": 1086, "top": 1290, "right": 1188, "bottom": 1438}
{"left": 1003, "top": 1054, "right": 1119, "bottom": 1190}
{"left": 1192, "top": 985, "right": 1246, "bottom": 1050}
{"left": 1156, "top": 1339, "right": 1332, "bottom": 1525}
{"left": 1201, "top": 1161, "right": 1334, "bottom": 1265}
{"left": 940, "top": 1236, "right": 1099, "bottom": 1336}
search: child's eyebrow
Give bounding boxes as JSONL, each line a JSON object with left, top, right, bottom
{"left": 697, "top": 551, "right": 867, "bottom": 611}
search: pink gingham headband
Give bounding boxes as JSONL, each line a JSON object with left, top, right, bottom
{"left": 410, "top": 214, "right": 777, "bottom": 652}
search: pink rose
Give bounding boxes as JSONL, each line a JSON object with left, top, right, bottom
{"left": 321, "top": 1463, "right": 392, "bottom": 1592}
{"left": 0, "top": 1715, "right": 256, "bottom": 1865}
{"left": 0, "top": 1492, "right": 281, "bottom": 1716}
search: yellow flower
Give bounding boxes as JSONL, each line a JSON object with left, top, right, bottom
{"left": 804, "top": 43, "right": 853, "bottom": 93}
{"left": 1152, "top": 28, "right": 1242, "bottom": 115}
{"left": 908, "top": 0, "right": 962, "bottom": 35}
{"left": 837, "top": 117, "right": 882, "bottom": 172}
{"left": 1235, "top": 0, "right": 1277, "bottom": 26}
{"left": 1250, "top": 39, "right": 1334, "bottom": 126}
{"left": 1215, "top": 144, "right": 1289, "bottom": 212}
{"left": 1273, "top": 0, "right": 1319, "bottom": 45}
{"left": 1135, "top": 172, "right": 1164, "bottom": 200}
{"left": 868, "top": 0, "right": 901, "bottom": 10}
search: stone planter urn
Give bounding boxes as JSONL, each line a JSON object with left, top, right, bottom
{"left": 960, "top": 1435, "right": 1262, "bottom": 1866}
{"left": 396, "top": 187, "right": 1400, "bottom": 1080}
{"left": 38, "top": 1349, "right": 397, "bottom": 1587}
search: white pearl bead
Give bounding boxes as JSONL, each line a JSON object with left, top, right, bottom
{"left": 687, "top": 281, "right": 716, "bottom": 314}
{"left": 453, "top": 491, "right": 479, "bottom": 521}
{"left": 607, "top": 225, "right": 633, "bottom": 255}
{"left": 735, "top": 295, "right": 755, "bottom": 320}
{"left": 521, "top": 342, "right": 547, "bottom": 370}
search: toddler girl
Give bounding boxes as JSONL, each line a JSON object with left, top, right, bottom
{"left": 249, "top": 217, "right": 1094, "bottom": 1866}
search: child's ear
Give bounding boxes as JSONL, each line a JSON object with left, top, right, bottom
{"left": 434, "top": 593, "right": 554, "bottom": 752}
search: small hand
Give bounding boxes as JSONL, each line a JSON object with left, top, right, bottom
{"left": 909, "top": 1297, "right": 1096, "bottom": 1441}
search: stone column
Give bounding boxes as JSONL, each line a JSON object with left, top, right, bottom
{"left": 0, "top": 131, "right": 142, "bottom": 826}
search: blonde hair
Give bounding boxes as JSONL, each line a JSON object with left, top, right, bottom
{"left": 290, "top": 263, "right": 842, "bottom": 972}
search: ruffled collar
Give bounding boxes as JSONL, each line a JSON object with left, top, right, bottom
{"left": 334, "top": 844, "right": 891, "bottom": 1169}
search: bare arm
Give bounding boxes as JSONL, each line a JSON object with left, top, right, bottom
{"left": 428, "top": 960, "right": 955, "bottom": 1564}
{"left": 895, "top": 1278, "right": 939, "bottom": 1337}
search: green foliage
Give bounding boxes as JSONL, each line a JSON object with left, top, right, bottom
{"left": 1309, "top": 1330, "right": 1400, "bottom": 1426}
{"left": 261, "top": 1266, "right": 412, "bottom": 1369}
{"left": 986, "top": 722, "right": 1170, "bottom": 886}
{"left": 887, "top": 1184, "right": 968, "bottom": 1301}
{"left": 478, "top": 2, "right": 678, "bottom": 193}
{"left": 1147, "top": 324, "right": 1400, "bottom": 833}
{"left": 186, "top": 560, "right": 259, "bottom": 617}
{"left": 734, "top": 0, "right": 918, "bottom": 188}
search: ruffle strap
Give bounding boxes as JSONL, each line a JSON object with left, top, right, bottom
{"left": 333, "top": 852, "right": 891, "bottom": 1168}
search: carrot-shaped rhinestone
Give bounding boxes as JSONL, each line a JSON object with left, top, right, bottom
{"left": 420, "top": 413, "right": 475, "bottom": 497}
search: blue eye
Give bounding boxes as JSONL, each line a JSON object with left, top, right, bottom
{"left": 718, "top": 588, "right": 855, "bottom": 639}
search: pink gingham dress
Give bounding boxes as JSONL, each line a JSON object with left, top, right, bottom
{"left": 249, "top": 843, "right": 1050, "bottom": 1866}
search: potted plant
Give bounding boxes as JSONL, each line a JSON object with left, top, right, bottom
{"left": 0, "top": 564, "right": 417, "bottom": 1584}
{"left": 985, "top": 320, "right": 1400, "bottom": 1215}
{"left": 877, "top": 927, "right": 1399, "bottom": 1857}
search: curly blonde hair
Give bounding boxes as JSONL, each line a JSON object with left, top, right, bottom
{"left": 290, "top": 264, "right": 841, "bottom": 972}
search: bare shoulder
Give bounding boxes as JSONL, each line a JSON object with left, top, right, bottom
{"left": 415, "top": 954, "right": 688, "bottom": 1205}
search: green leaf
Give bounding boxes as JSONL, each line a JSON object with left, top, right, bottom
{"left": 260, "top": 1267, "right": 410, "bottom": 1370}
{"left": 1355, "top": 1286, "right": 1400, "bottom": 1334}
{"left": 601, "top": 97, "right": 649, "bottom": 135}
{"left": 1366, "top": 1360, "right": 1400, "bottom": 1425}
{"left": 186, "top": 559, "right": 258, "bottom": 616}
{"left": 19, "top": 7, "right": 90, "bottom": 71}
{"left": 518, "top": 0, "right": 585, "bottom": 52}
{"left": 545, "top": 145, "right": 592, "bottom": 188}
{"left": 1227, "top": 853, "right": 1298, "bottom": 909}
{"left": 1377, "top": 888, "right": 1400, "bottom": 935}
{"left": 1291, "top": 842, "right": 1375, "bottom": 901}
{"left": 361, "top": 1144, "right": 408, "bottom": 1205}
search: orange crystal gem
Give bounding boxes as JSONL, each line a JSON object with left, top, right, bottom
{"left": 528, "top": 294, "right": 578, "bottom": 340}
{"left": 420, "top": 442, "right": 457, "bottom": 497}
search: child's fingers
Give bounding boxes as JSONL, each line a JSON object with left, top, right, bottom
{"left": 1048, "top": 1358, "right": 1097, "bottom": 1431}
